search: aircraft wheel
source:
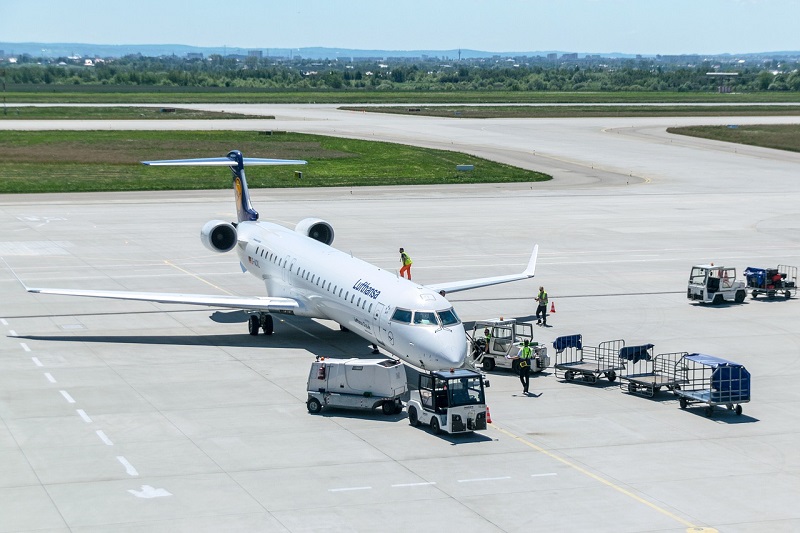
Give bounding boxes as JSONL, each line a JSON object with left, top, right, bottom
{"left": 248, "top": 315, "right": 260, "bottom": 336}
{"left": 307, "top": 397, "right": 322, "bottom": 414}
{"left": 430, "top": 416, "right": 441, "bottom": 435}
{"left": 261, "top": 314, "right": 274, "bottom": 335}
{"left": 408, "top": 406, "right": 419, "bottom": 427}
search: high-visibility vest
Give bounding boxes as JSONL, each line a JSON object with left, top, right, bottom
{"left": 401, "top": 252, "right": 412, "bottom": 265}
{"left": 520, "top": 345, "right": 532, "bottom": 359}
{"left": 538, "top": 290, "right": 548, "bottom": 305}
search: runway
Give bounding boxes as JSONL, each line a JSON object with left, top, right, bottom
{"left": 1, "top": 107, "right": 800, "bottom": 532}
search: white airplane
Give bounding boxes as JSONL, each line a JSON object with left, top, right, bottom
{"left": 23, "top": 150, "right": 538, "bottom": 370}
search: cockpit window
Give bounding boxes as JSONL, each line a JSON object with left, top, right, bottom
{"left": 391, "top": 308, "right": 412, "bottom": 323}
{"left": 437, "top": 308, "right": 460, "bottom": 326}
{"left": 413, "top": 311, "right": 437, "bottom": 326}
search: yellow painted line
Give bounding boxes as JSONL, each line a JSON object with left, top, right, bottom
{"left": 164, "top": 260, "right": 235, "bottom": 295}
{"left": 491, "top": 424, "right": 716, "bottom": 533}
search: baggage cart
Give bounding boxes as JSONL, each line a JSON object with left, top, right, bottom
{"left": 618, "top": 346, "right": 687, "bottom": 398}
{"left": 673, "top": 353, "right": 750, "bottom": 416}
{"left": 553, "top": 334, "right": 625, "bottom": 384}
{"left": 743, "top": 264, "right": 796, "bottom": 300}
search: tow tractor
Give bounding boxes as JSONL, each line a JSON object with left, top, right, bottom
{"left": 743, "top": 264, "right": 796, "bottom": 300}
{"left": 687, "top": 264, "right": 747, "bottom": 304}
{"left": 406, "top": 368, "right": 487, "bottom": 435}
{"left": 469, "top": 318, "right": 549, "bottom": 372}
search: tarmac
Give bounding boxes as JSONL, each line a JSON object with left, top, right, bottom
{"left": 1, "top": 108, "right": 800, "bottom": 532}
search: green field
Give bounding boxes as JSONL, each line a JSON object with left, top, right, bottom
{"left": 0, "top": 130, "right": 548, "bottom": 193}
{"left": 0, "top": 107, "right": 267, "bottom": 120}
{"left": 667, "top": 124, "right": 800, "bottom": 153}
{"left": 6, "top": 88, "right": 800, "bottom": 104}
{"left": 342, "top": 104, "right": 800, "bottom": 118}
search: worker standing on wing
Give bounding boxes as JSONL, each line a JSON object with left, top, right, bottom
{"left": 399, "top": 247, "right": 413, "bottom": 280}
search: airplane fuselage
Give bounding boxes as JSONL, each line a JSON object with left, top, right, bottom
{"left": 236, "top": 220, "right": 467, "bottom": 370}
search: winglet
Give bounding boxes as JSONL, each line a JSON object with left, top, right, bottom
{"left": 523, "top": 244, "right": 538, "bottom": 277}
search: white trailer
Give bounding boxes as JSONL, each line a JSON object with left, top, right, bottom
{"left": 687, "top": 264, "right": 746, "bottom": 304}
{"left": 306, "top": 357, "right": 406, "bottom": 415}
{"left": 406, "top": 369, "right": 487, "bottom": 435}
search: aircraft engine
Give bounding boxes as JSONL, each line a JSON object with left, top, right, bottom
{"left": 295, "top": 218, "right": 335, "bottom": 246}
{"left": 200, "top": 220, "right": 238, "bottom": 253}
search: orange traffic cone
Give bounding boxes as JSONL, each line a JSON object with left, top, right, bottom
{"left": 486, "top": 406, "right": 492, "bottom": 424}
{"left": 550, "top": 301, "right": 556, "bottom": 313}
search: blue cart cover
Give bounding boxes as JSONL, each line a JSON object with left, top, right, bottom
{"left": 553, "top": 334, "right": 582, "bottom": 353}
{"left": 685, "top": 353, "right": 751, "bottom": 402}
{"left": 619, "top": 344, "right": 654, "bottom": 363}
{"left": 744, "top": 267, "right": 765, "bottom": 287}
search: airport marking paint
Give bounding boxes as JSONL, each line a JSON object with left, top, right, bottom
{"left": 31, "top": 357, "right": 43, "bottom": 367}
{"left": 328, "top": 486, "right": 372, "bottom": 492}
{"left": 96, "top": 430, "right": 113, "bottom": 446}
{"left": 458, "top": 476, "right": 511, "bottom": 483}
{"left": 117, "top": 456, "right": 139, "bottom": 476}
{"left": 19, "top": 342, "right": 30, "bottom": 352}
{"left": 44, "top": 373, "right": 56, "bottom": 383}
{"left": 59, "top": 390, "right": 75, "bottom": 404}
{"left": 77, "top": 409, "right": 92, "bottom": 423}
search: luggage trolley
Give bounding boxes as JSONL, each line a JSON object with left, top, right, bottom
{"left": 553, "top": 334, "right": 625, "bottom": 384}
{"left": 743, "top": 264, "right": 797, "bottom": 300}
{"left": 674, "top": 353, "right": 750, "bottom": 416}
{"left": 618, "top": 345, "right": 687, "bottom": 398}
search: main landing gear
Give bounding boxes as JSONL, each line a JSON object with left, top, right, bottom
{"left": 248, "top": 313, "right": 274, "bottom": 336}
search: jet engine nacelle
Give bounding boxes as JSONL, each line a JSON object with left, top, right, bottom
{"left": 200, "top": 220, "right": 238, "bottom": 253}
{"left": 295, "top": 218, "right": 335, "bottom": 246}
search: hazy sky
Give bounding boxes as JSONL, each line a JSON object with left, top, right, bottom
{"left": 1, "top": 0, "right": 798, "bottom": 55}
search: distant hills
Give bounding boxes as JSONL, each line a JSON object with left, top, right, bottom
{"left": 3, "top": 42, "right": 798, "bottom": 60}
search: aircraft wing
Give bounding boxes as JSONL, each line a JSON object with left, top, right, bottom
{"left": 426, "top": 245, "right": 538, "bottom": 294}
{"left": 24, "top": 287, "right": 300, "bottom": 312}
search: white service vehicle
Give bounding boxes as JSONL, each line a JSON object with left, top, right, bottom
{"left": 407, "top": 369, "right": 487, "bottom": 435}
{"left": 469, "top": 318, "right": 549, "bottom": 372}
{"left": 687, "top": 264, "right": 746, "bottom": 304}
{"left": 306, "top": 357, "right": 406, "bottom": 415}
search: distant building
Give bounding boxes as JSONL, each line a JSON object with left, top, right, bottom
{"left": 547, "top": 53, "right": 557, "bottom": 61}
{"left": 248, "top": 50, "right": 263, "bottom": 58}
{"left": 560, "top": 53, "right": 578, "bottom": 60}
{"left": 187, "top": 52, "right": 203, "bottom": 60}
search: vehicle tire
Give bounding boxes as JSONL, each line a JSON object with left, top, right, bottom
{"left": 482, "top": 358, "right": 495, "bottom": 371}
{"left": 751, "top": 290, "right": 758, "bottom": 299}
{"left": 606, "top": 371, "right": 617, "bottom": 382}
{"left": 627, "top": 383, "right": 636, "bottom": 394}
{"left": 382, "top": 401, "right": 395, "bottom": 416}
{"left": 705, "top": 406, "right": 713, "bottom": 417}
{"left": 307, "top": 397, "right": 322, "bottom": 414}
{"left": 768, "top": 290, "right": 776, "bottom": 299}
{"left": 713, "top": 293, "right": 724, "bottom": 305}
{"left": 565, "top": 370, "right": 575, "bottom": 381}
{"left": 394, "top": 402, "right": 404, "bottom": 415}
{"left": 679, "top": 398, "right": 687, "bottom": 409}
{"left": 261, "top": 314, "right": 274, "bottom": 335}
{"left": 785, "top": 291, "right": 792, "bottom": 300}
{"left": 735, "top": 290, "right": 745, "bottom": 303}
{"left": 430, "top": 416, "right": 441, "bottom": 435}
{"left": 654, "top": 386, "right": 662, "bottom": 393}
{"left": 735, "top": 404, "right": 743, "bottom": 416}
{"left": 248, "top": 315, "right": 260, "bottom": 336}
{"left": 408, "top": 406, "right": 419, "bottom": 427}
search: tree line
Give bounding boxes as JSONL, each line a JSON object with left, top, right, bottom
{"left": 4, "top": 55, "right": 800, "bottom": 92}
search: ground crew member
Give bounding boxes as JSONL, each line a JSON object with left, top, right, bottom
{"left": 399, "top": 247, "right": 412, "bottom": 280}
{"left": 516, "top": 339, "right": 533, "bottom": 394}
{"left": 483, "top": 328, "right": 492, "bottom": 354}
{"left": 535, "top": 286, "right": 548, "bottom": 327}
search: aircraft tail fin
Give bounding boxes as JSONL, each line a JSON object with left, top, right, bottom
{"left": 142, "top": 151, "right": 307, "bottom": 222}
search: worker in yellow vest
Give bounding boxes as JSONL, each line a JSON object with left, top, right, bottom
{"left": 399, "top": 247, "right": 412, "bottom": 280}
{"left": 515, "top": 339, "right": 533, "bottom": 394}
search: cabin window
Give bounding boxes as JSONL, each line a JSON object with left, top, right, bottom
{"left": 338, "top": 288, "right": 342, "bottom": 297}
{"left": 357, "top": 297, "right": 361, "bottom": 307}
{"left": 368, "top": 303, "right": 373, "bottom": 313}
{"left": 351, "top": 295, "right": 355, "bottom": 304}
{"left": 437, "top": 308, "right": 460, "bottom": 326}
{"left": 391, "top": 308, "right": 412, "bottom": 323}
{"left": 413, "top": 311, "right": 437, "bottom": 326}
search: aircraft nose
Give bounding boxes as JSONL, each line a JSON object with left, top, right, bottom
{"left": 431, "top": 326, "right": 468, "bottom": 368}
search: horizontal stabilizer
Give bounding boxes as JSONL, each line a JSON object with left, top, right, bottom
{"left": 427, "top": 244, "right": 538, "bottom": 294}
{"left": 142, "top": 157, "right": 307, "bottom": 166}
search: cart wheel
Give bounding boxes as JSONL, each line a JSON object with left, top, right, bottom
{"left": 586, "top": 374, "right": 597, "bottom": 384}
{"left": 673, "top": 383, "right": 681, "bottom": 392}
{"left": 735, "top": 290, "right": 746, "bottom": 303}
{"left": 606, "top": 371, "right": 617, "bottom": 382}
{"left": 751, "top": 290, "right": 758, "bottom": 299}
{"left": 726, "top": 404, "right": 733, "bottom": 410}
{"left": 482, "top": 358, "right": 495, "bottom": 371}
{"left": 705, "top": 406, "right": 713, "bottom": 417}
{"left": 307, "top": 397, "right": 322, "bottom": 414}
{"left": 407, "top": 406, "right": 419, "bottom": 427}
{"left": 565, "top": 370, "right": 575, "bottom": 381}
{"left": 654, "top": 386, "right": 662, "bottom": 393}
{"left": 785, "top": 291, "right": 792, "bottom": 300}
{"left": 382, "top": 401, "right": 395, "bottom": 416}
{"left": 735, "top": 405, "right": 743, "bottom": 416}
{"left": 680, "top": 398, "right": 687, "bottom": 409}
{"left": 627, "top": 383, "right": 636, "bottom": 394}
{"left": 430, "top": 416, "right": 441, "bottom": 435}
{"left": 768, "top": 290, "right": 776, "bottom": 299}
{"left": 713, "top": 293, "right": 724, "bottom": 305}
